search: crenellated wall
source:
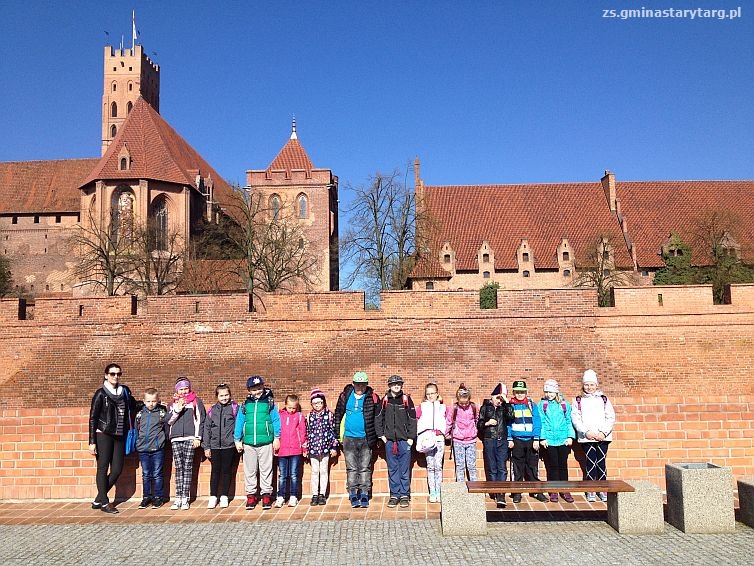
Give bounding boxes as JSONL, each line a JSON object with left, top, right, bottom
{"left": 1, "top": 285, "right": 752, "bottom": 500}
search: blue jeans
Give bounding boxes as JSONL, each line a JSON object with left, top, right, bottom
{"left": 384, "top": 440, "right": 411, "bottom": 498}
{"left": 277, "top": 455, "right": 302, "bottom": 499}
{"left": 483, "top": 437, "right": 509, "bottom": 482}
{"left": 342, "top": 436, "right": 373, "bottom": 493}
{"left": 138, "top": 449, "right": 165, "bottom": 498}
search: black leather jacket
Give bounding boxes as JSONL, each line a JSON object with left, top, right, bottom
{"left": 477, "top": 399, "right": 514, "bottom": 440}
{"left": 88, "top": 386, "right": 136, "bottom": 444}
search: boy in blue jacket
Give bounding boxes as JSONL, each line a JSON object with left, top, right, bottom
{"left": 507, "top": 380, "right": 547, "bottom": 503}
{"left": 135, "top": 388, "right": 169, "bottom": 509}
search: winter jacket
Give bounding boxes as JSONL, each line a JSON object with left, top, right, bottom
{"left": 88, "top": 385, "right": 136, "bottom": 444}
{"left": 278, "top": 408, "right": 307, "bottom": 456}
{"left": 334, "top": 384, "right": 379, "bottom": 448}
{"left": 507, "top": 397, "right": 542, "bottom": 441}
{"left": 477, "top": 399, "right": 514, "bottom": 440}
{"left": 375, "top": 391, "right": 417, "bottom": 442}
{"left": 168, "top": 396, "right": 206, "bottom": 441}
{"left": 571, "top": 390, "right": 616, "bottom": 443}
{"left": 446, "top": 402, "right": 479, "bottom": 443}
{"left": 202, "top": 401, "right": 238, "bottom": 450}
{"left": 416, "top": 400, "right": 449, "bottom": 437}
{"left": 538, "top": 398, "right": 576, "bottom": 446}
{"left": 234, "top": 389, "right": 281, "bottom": 446}
{"left": 134, "top": 403, "right": 168, "bottom": 453}
{"left": 305, "top": 409, "right": 338, "bottom": 457}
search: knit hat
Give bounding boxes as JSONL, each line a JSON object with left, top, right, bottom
{"left": 246, "top": 375, "right": 265, "bottom": 389}
{"left": 491, "top": 383, "right": 507, "bottom": 397}
{"left": 543, "top": 379, "right": 559, "bottom": 393}
{"left": 310, "top": 388, "right": 326, "bottom": 403}
{"left": 175, "top": 378, "right": 191, "bottom": 391}
{"left": 512, "top": 380, "right": 527, "bottom": 391}
{"left": 352, "top": 371, "right": 369, "bottom": 383}
{"left": 457, "top": 383, "right": 471, "bottom": 397}
{"left": 582, "top": 369, "right": 598, "bottom": 385}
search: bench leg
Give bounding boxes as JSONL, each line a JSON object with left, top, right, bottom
{"left": 606, "top": 481, "right": 664, "bottom": 534}
{"left": 440, "top": 482, "right": 488, "bottom": 536}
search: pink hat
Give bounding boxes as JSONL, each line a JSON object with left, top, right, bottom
{"left": 543, "top": 379, "right": 559, "bottom": 393}
{"left": 310, "top": 388, "right": 326, "bottom": 403}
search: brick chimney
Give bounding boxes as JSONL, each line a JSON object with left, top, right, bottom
{"left": 601, "top": 170, "right": 617, "bottom": 212}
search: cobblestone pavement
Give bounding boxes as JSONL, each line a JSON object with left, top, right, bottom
{"left": 1, "top": 518, "right": 752, "bottom": 565}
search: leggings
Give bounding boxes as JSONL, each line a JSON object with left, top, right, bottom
{"left": 94, "top": 432, "right": 125, "bottom": 505}
{"left": 583, "top": 441, "right": 609, "bottom": 480}
{"left": 209, "top": 447, "right": 236, "bottom": 497}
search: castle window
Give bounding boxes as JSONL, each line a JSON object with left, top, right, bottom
{"left": 111, "top": 187, "right": 136, "bottom": 246}
{"left": 127, "top": 101, "right": 133, "bottom": 113}
{"left": 297, "top": 194, "right": 308, "bottom": 219}
{"left": 426, "top": 281, "right": 434, "bottom": 290}
{"left": 12, "top": 216, "right": 17, "bottom": 224}
{"left": 111, "top": 102, "right": 117, "bottom": 118}
{"left": 55, "top": 215, "right": 61, "bottom": 223}
{"left": 443, "top": 254, "right": 451, "bottom": 263}
{"left": 483, "top": 271, "right": 490, "bottom": 279}
{"left": 270, "top": 195, "right": 281, "bottom": 220}
{"left": 641, "top": 270, "right": 649, "bottom": 277}
{"left": 34, "top": 216, "right": 40, "bottom": 224}
{"left": 128, "top": 82, "right": 133, "bottom": 92}
{"left": 562, "top": 251, "right": 570, "bottom": 261}
{"left": 522, "top": 252, "right": 529, "bottom": 262}
{"left": 563, "top": 269, "right": 571, "bottom": 277}
{"left": 150, "top": 196, "right": 169, "bottom": 252}
{"left": 45, "top": 284, "right": 49, "bottom": 291}
{"left": 603, "top": 269, "right": 610, "bottom": 276}
{"left": 603, "top": 250, "right": 610, "bottom": 260}
{"left": 111, "top": 125, "right": 117, "bottom": 138}
{"left": 120, "top": 157, "right": 128, "bottom": 170}
{"left": 298, "top": 238, "right": 304, "bottom": 249}
{"left": 482, "top": 253, "right": 489, "bottom": 263}
{"left": 523, "top": 270, "right": 530, "bottom": 278}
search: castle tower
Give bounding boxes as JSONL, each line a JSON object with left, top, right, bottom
{"left": 101, "top": 45, "right": 160, "bottom": 155}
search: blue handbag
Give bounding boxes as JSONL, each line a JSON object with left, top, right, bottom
{"left": 124, "top": 388, "right": 137, "bottom": 455}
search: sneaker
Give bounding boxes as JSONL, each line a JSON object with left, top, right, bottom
{"left": 180, "top": 499, "right": 190, "bottom": 510}
{"left": 246, "top": 494, "right": 258, "bottom": 510}
{"left": 350, "top": 493, "right": 360, "bottom": 508}
{"left": 310, "top": 495, "right": 320, "bottom": 506}
{"left": 495, "top": 493, "right": 506, "bottom": 508}
{"left": 399, "top": 496, "right": 410, "bottom": 508}
{"left": 152, "top": 497, "right": 165, "bottom": 509}
{"left": 359, "top": 494, "right": 369, "bottom": 508}
{"left": 207, "top": 496, "right": 218, "bottom": 509}
{"left": 318, "top": 495, "right": 327, "bottom": 506}
{"left": 274, "top": 496, "right": 285, "bottom": 508}
{"left": 91, "top": 501, "right": 102, "bottom": 509}
{"left": 532, "top": 493, "right": 548, "bottom": 502}
{"left": 138, "top": 496, "right": 152, "bottom": 509}
{"left": 549, "top": 493, "right": 559, "bottom": 503}
{"left": 387, "top": 496, "right": 399, "bottom": 508}
{"left": 100, "top": 503, "right": 118, "bottom": 514}
{"left": 561, "top": 493, "right": 574, "bottom": 503}
{"left": 170, "top": 499, "right": 181, "bottom": 510}
{"left": 598, "top": 492, "right": 608, "bottom": 502}
{"left": 586, "top": 492, "right": 597, "bottom": 502}
{"left": 288, "top": 496, "right": 298, "bottom": 507}
{"left": 428, "top": 492, "right": 438, "bottom": 503}
{"left": 219, "top": 496, "right": 229, "bottom": 508}
{"left": 511, "top": 493, "right": 522, "bottom": 504}
{"left": 261, "top": 494, "right": 273, "bottom": 510}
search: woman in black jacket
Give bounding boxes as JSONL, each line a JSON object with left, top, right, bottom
{"left": 88, "top": 363, "right": 136, "bottom": 514}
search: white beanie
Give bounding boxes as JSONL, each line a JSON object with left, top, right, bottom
{"left": 582, "top": 369, "right": 598, "bottom": 385}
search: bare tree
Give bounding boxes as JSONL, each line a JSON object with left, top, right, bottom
{"left": 340, "top": 167, "right": 426, "bottom": 304}
{"left": 0, "top": 254, "right": 13, "bottom": 297}
{"left": 573, "top": 234, "right": 637, "bottom": 306}
{"left": 121, "top": 218, "right": 184, "bottom": 296}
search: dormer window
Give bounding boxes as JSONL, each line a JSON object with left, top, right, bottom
{"left": 523, "top": 270, "right": 530, "bottom": 278}
{"left": 444, "top": 254, "right": 451, "bottom": 263}
{"left": 483, "top": 271, "right": 490, "bottom": 279}
{"left": 563, "top": 269, "right": 571, "bottom": 277}
{"left": 522, "top": 253, "right": 529, "bottom": 262}
{"left": 562, "top": 251, "right": 570, "bottom": 261}
{"left": 482, "top": 253, "right": 489, "bottom": 263}
{"left": 120, "top": 158, "right": 128, "bottom": 170}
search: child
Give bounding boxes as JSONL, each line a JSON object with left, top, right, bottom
{"left": 303, "top": 388, "right": 338, "bottom": 506}
{"left": 275, "top": 394, "right": 307, "bottom": 507}
{"left": 375, "top": 374, "right": 417, "bottom": 508}
{"left": 135, "top": 388, "right": 168, "bottom": 509}
{"left": 478, "top": 382, "right": 513, "bottom": 508}
{"left": 415, "top": 382, "right": 448, "bottom": 503}
{"left": 234, "top": 375, "right": 280, "bottom": 511}
{"left": 202, "top": 383, "right": 239, "bottom": 509}
{"left": 507, "top": 380, "right": 547, "bottom": 503}
{"left": 538, "top": 379, "right": 576, "bottom": 503}
{"left": 571, "top": 369, "right": 616, "bottom": 502}
{"left": 446, "top": 383, "right": 479, "bottom": 483}
{"left": 167, "top": 378, "right": 206, "bottom": 510}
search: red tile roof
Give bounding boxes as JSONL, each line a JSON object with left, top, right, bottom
{"left": 616, "top": 180, "right": 754, "bottom": 267}
{"left": 267, "top": 136, "right": 314, "bottom": 174}
{"left": 82, "top": 98, "right": 235, "bottom": 208}
{"left": 0, "top": 159, "right": 98, "bottom": 214}
{"left": 414, "top": 183, "right": 632, "bottom": 276}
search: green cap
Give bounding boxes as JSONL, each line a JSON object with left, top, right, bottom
{"left": 512, "top": 380, "right": 527, "bottom": 391}
{"left": 352, "top": 371, "right": 369, "bottom": 383}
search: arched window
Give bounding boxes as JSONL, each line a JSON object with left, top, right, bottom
{"left": 150, "top": 196, "right": 169, "bottom": 251}
{"left": 111, "top": 125, "right": 117, "bottom": 138}
{"left": 270, "top": 194, "right": 281, "bottom": 220}
{"left": 112, "top": 82, "right": 117, "bottom": 92}
{"left": 297, "top": 194, "right": 308, "bottom": 219}
{"left": 120, "top": 157, "right": 128, "bottom": 170}
{"left": 483, "top": 271, "right": 490, "bottom": 279}
{"left": 298, "top": 237, "right": 305, "bottom": 249}
{"left": 127, "top": 101, "right": 133, "bottom": 113}
{"left": 111, "top": 187, "right": 135, "bottom": 246}
{"left": 128, "top": 82, "right": 133, "bottom": 92}
{"left": 111, "top": 102, "right": 117, "bottom": 118}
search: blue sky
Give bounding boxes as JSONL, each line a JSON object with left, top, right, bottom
{"left": 2, "top": 1, "right": 752, "bottom": 195}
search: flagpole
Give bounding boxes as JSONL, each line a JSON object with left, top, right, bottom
{"left": 132, "top": 10, "right": 136, "bottom": 51}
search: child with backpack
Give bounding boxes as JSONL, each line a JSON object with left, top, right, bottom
{"left": 275, "top": 394, "right": 307, "bottom": 508}
{"left": 571, "top": 369, "right": 616, "bottom": 502}
{"left": 507, "top": 380, "right": 547, "bottom": 503}
{"left": 202, "top": 383, "right": 239, "bottom": 509}
{"left": 167, "top": 378, "right": 206, "bottom": 510}
{"left": 446, "top": 383, "right": 479, "bottom": 483}
{"left": 478, "top": 382, "right": 514, "bottom": 508}
{"left": 234, "top": 375, "right": 280, "bottom": 511}
{"left": 538, "top": 379, "right": 576, "bottom": 503}
{"left": 415, "top": 382, "right": 449, "bottom": 503}
{"left": 303, "top": 388, "right": 338, "bottom": 506}
{"left": 135, "top": 387, "right": 169, "bottom": 509}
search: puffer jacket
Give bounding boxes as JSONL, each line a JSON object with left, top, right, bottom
{"left": 375, "top": 391, "right": 417, "bottom": 442}
{"left": 538, "top": 398, "right": 576, "bottom": 446}
{"left": 477, "top": 399, "right": 514, "bottom": 440}
{"left": 134, "top": 403, "right": 168, "bottom": 452}
{"left": 334, "top": 384, "right": 379, "bottom": 448}
{"left": 571, "top": 390, "right": 616, "bottom": 443}
{"left": 202, "top": 401, "right": 238, "bottom": 450}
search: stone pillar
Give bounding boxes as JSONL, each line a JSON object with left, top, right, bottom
{"left": 665, "top": 463, "right": 735, "bottom": 533}
{"left": 606, "top": 480, "right": 665, "bottom": 534}
{"left": 440, "top": 481, "right": 487, "bottom": 536}
{"left": 737, "top": 477, "right": 754, "bottom": 529}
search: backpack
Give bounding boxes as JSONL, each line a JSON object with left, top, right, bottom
{"left": 207, "top": 401, "right": 238, "bottom": 420}
{"left": 541, "top": 399, "right": 567, "bottom": 416}
{"left": 382, "top": 393, "right": 409, "bottom": 410}
{"left": 575, "top": 394, "right": 608, "bottom": 411}
{"left": 448, "top": 402, "right": 478, "bottom": 460}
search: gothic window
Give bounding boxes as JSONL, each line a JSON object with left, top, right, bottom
{"left": 111, "top": 187, "right": 135, "bottom": 246}
{"left": 128, "top": 82, "right": 133, "bottom": 92}
{"left": 297, "top": 194, "right": 308, "bottom": 219}
{"left": 111, "top": 102, "right": 118, "bottom": 118}
{"left": 120, "top": 157, "right": 128, "bottom": 170}
{"left": 127, "top": 101, "right": 133, "bottom": 113}
{"left": 270, "top": 194, "right": 281, "bottom": 220}
{"left": 150, "top": 196, "right": 168, "bottom": 251}
{"left": 112, "top": 83, "right": 117, "bottom": 92}
{"left": 111, "top": 125, "right": 117, "bottom": 138}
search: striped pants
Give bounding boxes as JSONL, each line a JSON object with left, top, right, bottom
{"left": 583, "top": 441, "right": 610, "bottom": 480}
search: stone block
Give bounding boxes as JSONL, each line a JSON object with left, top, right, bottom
{"left": 440, "top": 481, "right": 487, "bottom": 536}
{"left": 737, "top": 477, "right": 754, "bottom": 528}
{"left": 665, "top": 462, "right": 735, "bottom": 533}
{"left": 606, "top": 480, "right": 664, "bottom": 534}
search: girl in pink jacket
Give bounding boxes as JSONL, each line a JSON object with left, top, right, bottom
{"left": 274, "top": 394, "right": 307, "bottom": 507}
{"left": 446, "top": 384, "right": 479, "bottom": 481}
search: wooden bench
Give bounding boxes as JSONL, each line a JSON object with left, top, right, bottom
{"left": 441, "top": 479, "right": 664, "bottom": 536}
